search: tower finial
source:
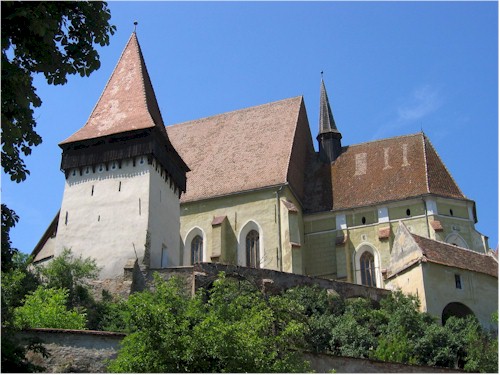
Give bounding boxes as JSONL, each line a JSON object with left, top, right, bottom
{"left": 321, "top": 71, "right": 324, "bottom": 79}
{"left": 134, "top": 21, "right": 138, "bottom": 33}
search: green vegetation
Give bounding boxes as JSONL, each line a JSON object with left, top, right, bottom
{"left": 107, "top": 274, "right": 310, "bottom": 373}
{"left": 13, "top": 287, "right": 86, "bottom": 330}
{"left": 2, "top": 251, "right": 497, "bottom": 372}
{"left": 2, "top": 1, "right": 115, "bottom": 183}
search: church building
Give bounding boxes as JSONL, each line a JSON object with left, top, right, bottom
{"left": 32, "top": 32, "right": 497, "bottom": 328}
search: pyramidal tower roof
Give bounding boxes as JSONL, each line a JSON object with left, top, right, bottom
{"left": 318, "top": 78, "right": 340, "bottom": 135}
{"left": 60, "top": 32, "right": 168, "bottom": 145}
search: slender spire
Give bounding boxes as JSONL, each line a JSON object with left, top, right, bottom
{"left": 60, "top": 32, "right": 168, "bottom": 144}
{"left": 319, "top": 77, "right": 340, "bottom": 135}
{"left": 317, "top": 75, "right": 342, "bottom": 163}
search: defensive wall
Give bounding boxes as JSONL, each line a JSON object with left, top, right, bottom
{"left": 15, "top": 328, "right": 459, "bottom": 373}
{"left": 142, "top": 262, "right": 391, "bottom": 302}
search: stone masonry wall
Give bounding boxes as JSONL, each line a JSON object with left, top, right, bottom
{"left": 16, "top": 328, "right": 124, "bottom": 373}
{"left": 15, "top": 329, "right": 460, "bottom": 373}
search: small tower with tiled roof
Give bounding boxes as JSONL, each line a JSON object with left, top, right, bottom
{"left": 55, "top": 31, "right": 189, "bottom": 280}
{"left": 317, "top": 76, "right": 342, "bottom": 163}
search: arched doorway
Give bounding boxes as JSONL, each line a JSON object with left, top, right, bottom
{"left": 442, "top": 302, "right": 475, "bottom": 325}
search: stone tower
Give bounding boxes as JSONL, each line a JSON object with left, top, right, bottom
{"left": 317, "top": 77, "right": 342, "bottom": 163}
{"left": 55, "top": 32, "right": 189, "bottom": 280}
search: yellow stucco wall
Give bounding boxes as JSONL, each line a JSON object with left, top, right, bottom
{"left": 179, "top": 186, "right": 305, "bottom": 273}
{"left": 385, "top": 264, "right": 428, "bottom": 311}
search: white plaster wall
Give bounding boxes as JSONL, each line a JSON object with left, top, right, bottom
{"left": 147, "top": 160, "right": 181, "bottom": 268}
{"left": 54, "top": 157, "right": 151, "bottom": 279}
{"left": 33, "top": 236, "right": 56, "bottom": 263}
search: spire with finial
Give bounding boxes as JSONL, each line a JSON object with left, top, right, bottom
{"left": 134, "top": 21, "right": 138, "bottom": 33}
{"left": 317, "top": 73, "right": 342, "bottom": 163}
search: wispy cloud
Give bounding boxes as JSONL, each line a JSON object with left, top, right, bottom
{"left": 397, "top": 85, "right": 442, "bottom": 122}
{"left": 371, "top": 84, "right": 443, "bottom": 140}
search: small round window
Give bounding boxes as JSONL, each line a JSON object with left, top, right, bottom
{"left": 111, "top": 162, "right": 117, "bottom": 170}
{"left": 84, "top": 166, "right": 90, "bottom": 175}
{"left": 139, "top": 157, "right": 145, "bottom": 165}
{"left": 98, "top": 164, "right": 105, "bottom": 173}
{"left": 71, "top": 169, "right": 77, "bottom": 176}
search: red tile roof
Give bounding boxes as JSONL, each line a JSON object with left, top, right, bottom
{"left": 430, "top": 220, "right": 444, "bottom": 232}
{"left": 60, "top": 33, "right": 169, "bottom": 145}
{"left": 167, "top": 96, "right": 315, "bottom": 203}
{"left": 327, "top": 133, "right": 466, "bottom": 211}
{"left": 412, "top": 234, "right": 498, "bottom": 278}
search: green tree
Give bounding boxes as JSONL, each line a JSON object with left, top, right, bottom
{"left": 36, "top": 248, "right": 99, "bottom": 308}
{"left": 1, "top": 252, "right": 39, "bottom": 326}
{"left": 1, "top": 1, "right": 116, "bottom": 182}
{"left": 1, "top": 1, "right": 116, "bottom": 277}
{"left": 329, "top": 298, "right": 378, "bottom": 359}
{"left": 13, "top": 286, "right": 86, "bottom": 329}
{"left": 1, "top": 204, "right": 20, "bottom": 272}
{"left": 108, "top": 273, "right": 310, "bottom": 373}
{"left": 281, "top": 285, "right": 345, "bottom": 353}
{"left": 1, "top": 252, "right": 43, "bottom": 372}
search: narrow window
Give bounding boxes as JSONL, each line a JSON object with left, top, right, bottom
{"left": 455, "top": 274, "right": 462, "bottom": 289}
{"left": 65, "top": 211, "right": 68, "bottom": 225}
{"left": 406, "top": 208, "right": 411, "bottom": 216}
{"left": 118, "top": 181, "right": 121, "bottom": 192}
{"left": 161, "top": 245, "right": 168, "bottom": 268}
{"left": 191, "top": 235, "right": 203, "bottom": 265}
{"left": 449, "top": 209, "right": 454, "bottom": 216}
{"left": 91, "top": 185, "right": 94, "bottom": 196}
{"left": 139, "top": 198, "right": 141, "bottom": 216}
{"left": 361, "top": 216, "right": 366, "bottom": 225}
{"left": 246, "top": 230, "right": 260, "bottom": 268}
{"left": 360, "top": 251, "right": 376, "bottom": 287}
{"left": 98, "top": 215, "right": 100, "bottom": 222}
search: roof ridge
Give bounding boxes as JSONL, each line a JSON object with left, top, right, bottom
{"left": 343, "top": 132, "right": 423, "bottom": 148}
{"left": 421, "top": 132, "right": 431, "bottom": 193}
{"left": 423, "top": 134, "right": 467, "bottom": 199}
{"left": 80, "top": 33, "right": 137, "bottom": 132}
{"left": 411, "top": 232, "right": 486, "bottom": 255}
{"left": 284, "top": 97, "right": 306, "bottom": 183}
{"left": 167, "top": 96, "right": 303, "bottom": 129}
{"left": 60, "top": 32, "right": 166, "bottom": 145}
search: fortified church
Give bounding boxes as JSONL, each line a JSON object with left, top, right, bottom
{"left": 32, "top": 33, "right": 498, "bottom": 328}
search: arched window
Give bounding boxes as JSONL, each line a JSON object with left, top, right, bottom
{"left": 246, "top": 230, "right": 260, "bottom": 268}
{"left": 360, "top": 251, "right": 376, "bottom": 287}
{"left": 191, "top": 235, "right": 203, "bottom": 265}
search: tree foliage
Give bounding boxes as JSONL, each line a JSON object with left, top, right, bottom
{"left": 36, "top": 248, "right": 100, "bottom": 308}
{"left": 107, "top": 273, "right": 311, "bottom": 373}
{"left": 1, "top": 1, "right": 116, "bottom": 182}
{"left": 1, "top": 203, "right": 20, "bottom": 272}
{"left": 13, "top": 286, "right": 87, "bottom": 330}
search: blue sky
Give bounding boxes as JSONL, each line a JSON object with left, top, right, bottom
{"left": 2, "top": 1, "right": 498, "bottom": 253}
